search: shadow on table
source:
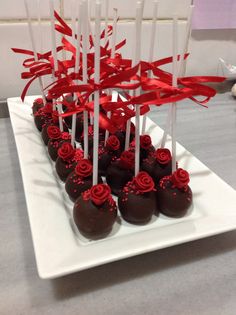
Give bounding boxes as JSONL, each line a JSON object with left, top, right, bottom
{"left": 51, "top": 229, "right": 236, "bottom": 300}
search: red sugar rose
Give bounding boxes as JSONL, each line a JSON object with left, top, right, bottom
{"left": 119, "top": 151, "right": 135, "bottom": 170}
{"left": 61, "top": 132, "right": 71, "bottom": 140}
{"left": 106, "top": 135, "right": 120, "bottom": 151}
{"left": 52, "top": 110, "right": 59, "bottom": 123}
{"left": 34, "top": 98, "right": 43, "bottom": 105}
{"left": 75, "top": 159, "right": 93, "bottom": 178}
{"left": 134, "top": 171, "right": 155, "bottom": 193}
{"left": 171, "top": 168, "right": 190, "bottom": 189}
{"left": 90, "top": 184, "right": 111, "bottom": 206}
{"left": 140, "top": 135, "right": 152, "bottom": 150}
{"left": 47, "top": 126, "right": 61, "bottom": 139}
{"left": 41, "top": 103, "right": 53, "bottom": 114}
{"left": 156, "top": 148, "right": 171, "bottom": 165}
{"left": 58, "top": 142, "right": 75, "bottom": 161}
{"left": 74, "top": 149, "right": 84, "bottom": 162}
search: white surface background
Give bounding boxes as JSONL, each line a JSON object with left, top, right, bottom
{"left": 0, "top": 0, "right": 236, "bottom": 99}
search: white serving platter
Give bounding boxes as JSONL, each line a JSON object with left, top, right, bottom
{"left": 7, "top": 95, "right": 236, "bottom": 279}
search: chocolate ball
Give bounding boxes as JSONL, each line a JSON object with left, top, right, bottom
{"left": 156, "top": 176, "right": 192, "bottom": 218}
{"left": 106, "top": 161, "right": 134, "bottom": 195}
{"left": 73, "top": 193, "right": 117, "bottom": 239}
{"left": 118, "top": 182, "right": 157, "bottom": 224}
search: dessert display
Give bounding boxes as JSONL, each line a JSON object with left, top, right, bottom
{"left": 12, "top": 0, "right": 225, "bottom": 242}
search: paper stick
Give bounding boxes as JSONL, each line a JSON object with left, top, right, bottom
{"left": 161, "top": 5, "right": 194, "bottom": 148}
{"left": 105, "top": 91, "right": 118, "bottom": 143}
{"left": 171, "top": 15, "right": 178, "bottom": 173}
{"left": 93, "top": 0, "right": 101, "bottom": 186}
{"left": 71, "top": 0, "right": 82, "bottom": 146}
{"left": 104, "top": 0, "right": 109, "bottom": 44}
{"left": 141, "top": 0, "right": 158, "bottom": 134}
{"left": 105, "top": 8, "right": 118, "bottom": 143}
{"left": 82, "top": 0, "right": 89, "bottom": 158}
{"left": 134, "top": 1, "right": 143, "bottom": 176}
{"left": 178, "top": 4, "right": 194, "bottom": 77}
{"left": 111, "top": 8, "right": 118, "bottom": 59}
{"left": 24, "top": 0, "right": 46, "bottom": 104}
{"left": 49, "top": 0, "right": 63, "bottom": 131}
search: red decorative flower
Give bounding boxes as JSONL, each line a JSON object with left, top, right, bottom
{"left": 61, "top": 132, "right": 71, "bottom": 140}
{"left": 106, "top": 135, "right": 120, "bottom": 151}
{"left": 47, "top": 126, "right": 61, "bottom": 139}
{"left": 134, "top": 171, "right": 155, "bottom": 193}
{"left": 119, "top": 151, "right": 135, "bottom": 169}
{"left": 75, "top": 159, "right": 93, "bottom": 178}
{"left": 34, "top": 98, "right": 43, "bottom": 105}
{"left": 171, "top": 168, "right": 190, "bottom": 189}
{"left": 156, "top": 148, "right": 171, "bottom": 165}
{"left": 74, "top": 149, "right": 84, "bottom": 162}
{"left": 58, "top": 142, "right": 75, "bottom": 161}
{"left": 90, "top": 184, "right": 111, "bottom": 206}
{"left": 140, "top": 135, "right": 152, "bottom": 150}
{"left": 42, "top": 103, "right": 53, "bottom": 114}
{"left": 52, "top": 110, "right": 59, "bottom": 123}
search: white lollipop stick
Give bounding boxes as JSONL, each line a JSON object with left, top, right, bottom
{"left": 71, "top": 0, "right": 82, "bottom": 146}
{"left": 104, "top": 0, "right": 109, "bottom": 45}
{"left": 49, "top": 0, "right": 63, "bottom": 131}
{"left": 93, "top": 0, "right": 101, "bottom": 186}
{"left": 24, "top": 0, "right": 46, "bottom": 104}
{"left": 105, "top": 8, "right": 118, "bottom": 142}
{"left": 161, "top": 5, "right": 194, "bottom": 148}
{"left": 82, "top": 0, "right": 89, "bottom": 158}
{"left": 142, "top": 0, "right": 158, "bottom": 134}
{"left": 171, "top": 15, "right": 178, "bottom": 173}
{"left": 134, "top": 1, "right": 143, "bottom": 176}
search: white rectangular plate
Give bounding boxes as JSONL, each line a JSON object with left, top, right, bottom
{"left": 7, "top": 95, "right": 236, "bottom": 279}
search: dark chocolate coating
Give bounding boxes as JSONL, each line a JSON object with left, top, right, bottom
{"left": 141, "top": 157, "right": 172, "bottom": 186}
{"left": 32, "top": 101, "right": 44, "bottom": 115}
{"left": 55, "top": 157, "right": 77, "bottom": 182}
{"left": 65, "top": 173, "right": 103, "bottom": 202}
{"left": 48, "top": 138, "right": 71, "bottom": 161}
{"left": 115, "top": 130, "right": 135, "bottom": 150}
{"left": 118, "top": 189, "right": 157, "bottom": 224}
{"left": 106, "top": 161, "right": 134, "bottom": 195}
{"left": 156, "top": 177, "right": 192, "bottom": 218}
{"left": 73, "top": 196, "right": 117, "bottom": 239}
{"left": 34, "top": 114, "right": 52, "bottom": 132}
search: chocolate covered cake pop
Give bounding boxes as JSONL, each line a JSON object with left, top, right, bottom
{"left": 34, "top": 103, "right": 53, "bottom": 131}
{"left": 156, "top": 168, "right": 192, "bottom": 218}
{"left": 65, "top": 159, "right": 102, "bottom": 202}
{"left": 73, "top": 184, "right": 117, "bottom": 239}
{"left": 41, "top": 112, "right": 68, "bottom": 145}
{"left": 47, "top": 127, "right": 71, "bottom": 161}
{"left": 129, "top": 135, "right": 155, "bottom": 162}
{"left": 118, "top": 171, "right": 157, "bottom": 224}
{"left": 141, "top": 148, "right": 172, "bottom": 186}
{"left": 32, "top": 98, "right": 44, "bottom": 114}
{"left": 90, "top": 135, "right": 121, "bottom": 176}
{"left": 55, "top": 143, "right": 84, "bottom": 182}
{"left": 81, "top": 125, "right": 105, "bottom": 151}
{"left": 106, "top": 150, "right": 135, "bottom": 195}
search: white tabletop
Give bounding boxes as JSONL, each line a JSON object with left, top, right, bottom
{"left": 1, "top": 92, "right": 236, "bottom": 315}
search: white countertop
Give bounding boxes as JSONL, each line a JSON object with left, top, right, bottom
{"left": 1, "top": 92, "right": 236, "bottom": 315}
